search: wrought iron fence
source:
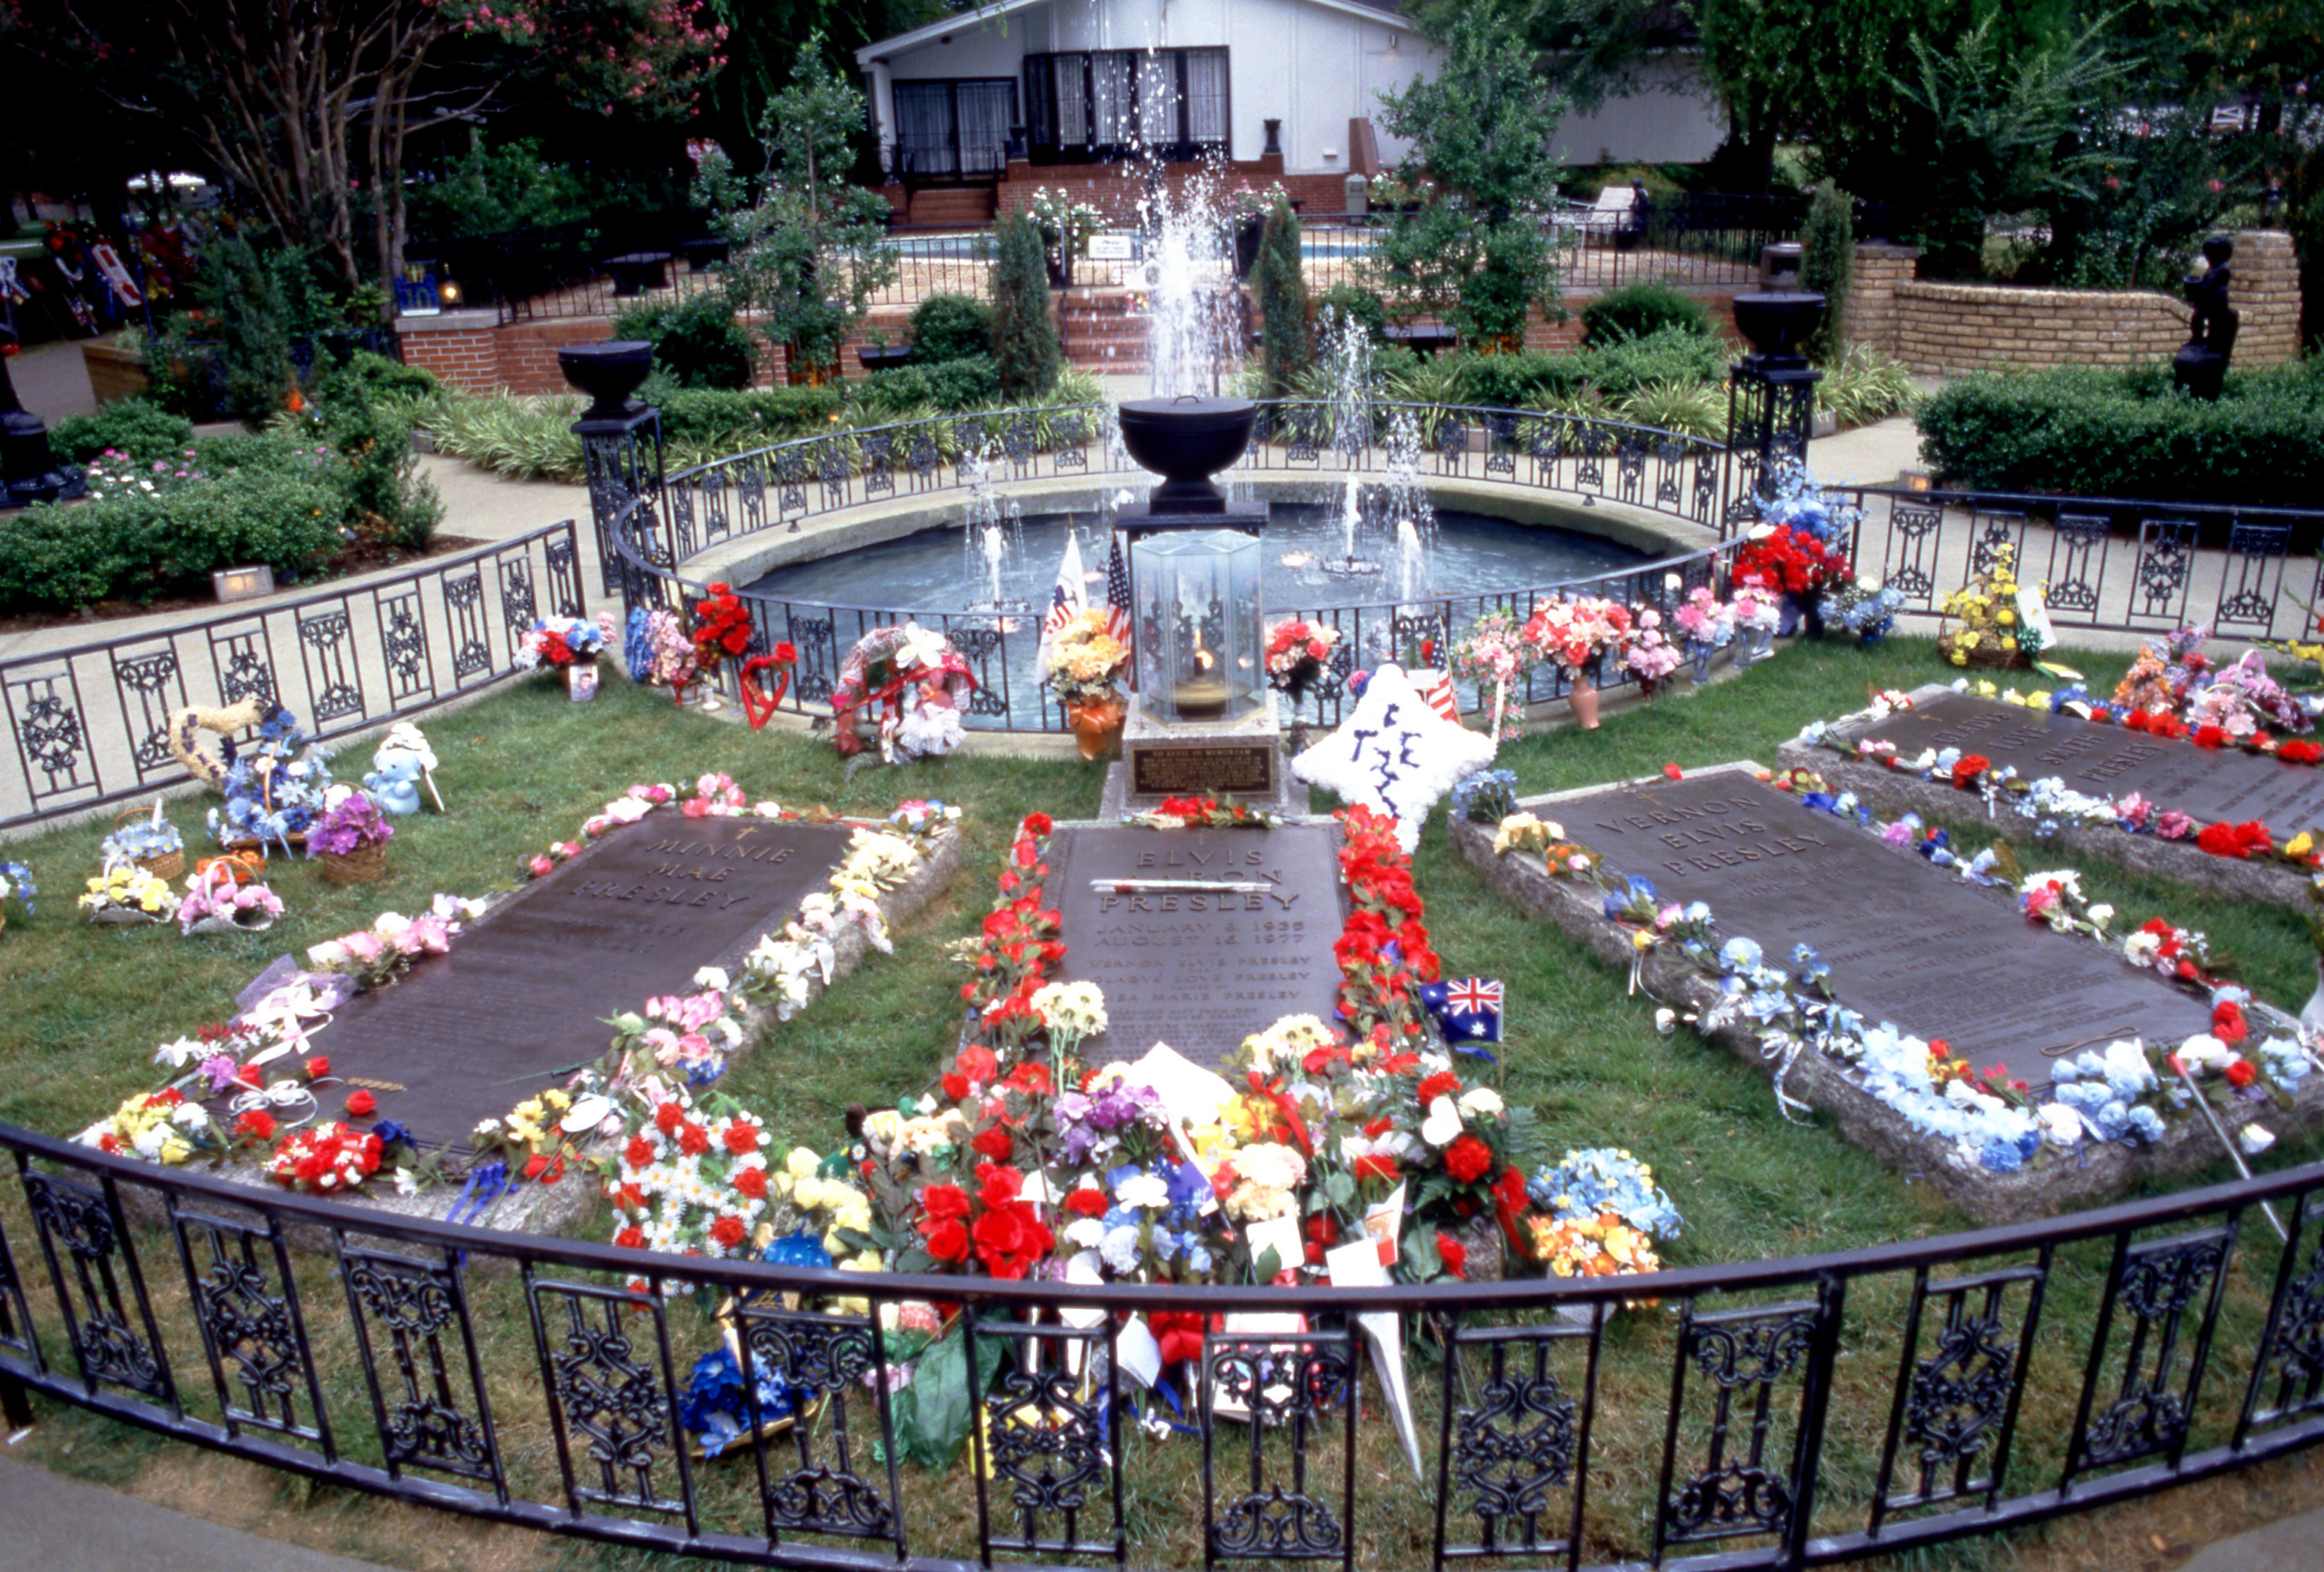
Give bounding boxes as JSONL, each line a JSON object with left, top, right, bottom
{"left": 0, "top": 521, "right": 585, "bottom": 832}
{"left": 1835, "top": 486, "right": 2324, "bottom": 645}
{"left": 0, "top": 1121, "right": 2318, "bottom": 1570}
{"left": 603, "top": 400, "right": 1748, "bottom": 732}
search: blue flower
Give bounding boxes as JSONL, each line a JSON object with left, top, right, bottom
{"left": 1718, "top": 936, "right": 1763, "bottom": 974}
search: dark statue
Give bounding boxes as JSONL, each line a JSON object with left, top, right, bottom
{"left": 2171, "top": 234, "right": 2239, "bottom": 401}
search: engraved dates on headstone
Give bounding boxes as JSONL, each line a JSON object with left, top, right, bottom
{"left": 298, "top": 817, "right": 855, "bottom": 1149}
{"left": 1047, "top": 823, "right": 1348, "bottom": 1068}
{"left": 1832, "top": 691, "right": 2324, "bottom": 836}
{"left": 1547, "top": 771, "right": 2216, "bottom": 1087}
{"left": 1129, "top": 742, "right": 1278, "bottom": 798}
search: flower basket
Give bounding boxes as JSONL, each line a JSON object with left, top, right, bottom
{"left": 114, "top": 806, "right": 185, "bottom": 881}
{"left": 1065, "top": 693, "right": 1126, "bottom": 761}
{"left": 1937, "top": 631, "right": 2031, "bottom": 670}
{"left": 185, "top": 910, "right": 276, "bottom": 937}
{"left": 317, "top": 839, "right": 390, "bottom": 885}
{"left": 90, "top": 905, "right": 164, "bottom": 926}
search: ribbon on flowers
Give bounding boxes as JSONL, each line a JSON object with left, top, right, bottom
{"left": 446, "top": 1160, "right": 512, "bottom": 1227}
{"left": 1760, "top": 1036, "right": 1813, "bottom": 1124}
{"left": 1244, "top": 1071, "right": 1314, "bottom": 1157}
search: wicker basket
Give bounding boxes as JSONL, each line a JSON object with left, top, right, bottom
{"left": 1938, "top": 631, "right": 2032, "bottom": 671}
{"left": 115, "top": 806, "right": 185, "bottom": 882}
{"left": 317, "top": 839, "right": 390, "bottom": 885}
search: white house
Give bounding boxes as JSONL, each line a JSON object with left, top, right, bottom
{"left": 854, "top": 0, "right": 1724, "bottom": 219}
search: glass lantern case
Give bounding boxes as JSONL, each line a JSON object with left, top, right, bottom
{"left": 1132, "top": 528, "right": 1263, "bottom": 725}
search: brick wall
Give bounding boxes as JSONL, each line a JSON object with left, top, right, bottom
{"left": 1845, "top": 230, "right": 2302, "bottom": 375}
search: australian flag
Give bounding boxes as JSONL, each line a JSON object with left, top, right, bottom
{"left": 1420, "top": 977, "right": 1503, "bottom": 1055}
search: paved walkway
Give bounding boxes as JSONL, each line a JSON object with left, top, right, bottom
{"left": 7, "top": 337, "right": 100, "bottom": 426}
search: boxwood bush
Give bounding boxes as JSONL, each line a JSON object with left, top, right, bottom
{"left": 1580, "top": 282, "right": 1714, "bottom": 345}
{"left": 854, "top": 355, "right": 1003, "bottom": 419}
{"left": 908, "top": 294, "right": 995, "bottom": 364}
{"left": 50, "top": 399, "right": 197, "bottom": 465}
{"left": 1916, "top": 362, "right": 2324, "bottom": 507}
{"left": 1449, "top": 326, "right": 1729, "bottom": 408}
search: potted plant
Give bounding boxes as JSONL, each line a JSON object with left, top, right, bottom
{"left": 307, "top": 793, "right": 395, "bottom": 885}
{"left": 1226, "top": 183, "right": 1290, "bottom": 277}
{"left": 102, "top": 804, "right": 184, "bottom": 882}
{"left": 1042, "top": 608, "right": 1131, "bottom": 760}
{"left": 1521, "top": 596, "right": 1633, "bottom": 730}
{"left": 1264, "top": 618, "right": 1342, "bottom": 706}
{"left": 857, "top": 329, "right": 912, "bottom": 372}
{"left": 518, "top": 613, "right": 617, "bottom": 699}
{"left": 0, "top": 860, "right": 34, "bottom": 935}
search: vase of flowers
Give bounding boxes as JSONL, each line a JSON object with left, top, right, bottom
{"left": 0, "top": 859, "right": 34, "bottom": 935}
{"left": 1729, "top": 577, "right": 1782, "bottom": 664}
{"left": 308, "top": 793, "right": 395, "bottom": 885}
{"left": 1264, "top": 618, "right": 1342, "bottom": 707}
{"left": 1521, "top": 596, "right": 1632, "bottom": 732}
{"left": 690, "top": 583, "right": 753, "bottom": 703}
{"left": 1673, "top": 586, "right": 1733, "bottom": 683}
{"left": 518, "top": 613, "right": 616, "bottom": 699}
{"left": 1448, "top": 609, "right": 1540, "bottom": 741}
{"left": 1043, "top": 608, "right": 1132, "bottom": 760}
{"left": 178, "top": 861, "right": 284, "bottom": 935}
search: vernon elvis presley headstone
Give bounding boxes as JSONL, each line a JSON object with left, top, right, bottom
{"left": 307, "top": 817, "right": 855, "bottom": 1149}
{"left": 1830, "top": 689, "right": 2324, "bottom": 834}
{"left": 1551, "top": 770, "right": 2215, "bottom": 1087}
{"left": 1047, "top": 823, "right": 1348, "bottom": 1068}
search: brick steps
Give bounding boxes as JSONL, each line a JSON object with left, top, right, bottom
{"left": 903, "top": 186, "right": 997, "bottom": 226}
{"left": 1059, "top": 289, "right": 1152, "bottom": 373}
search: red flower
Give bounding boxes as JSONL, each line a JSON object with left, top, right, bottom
{"left": 2213, "top": 1001, "right": 2249, "bottom": 1045}
{"left": 923, "top": 1218, "right": 970, "bottom": 1262}
{"left": 344, "top": 1089, "right": 377, "bottom": 1118}
{"left": 733, "top": 1165, "right": 768, "bottom": 1199}
{"left": 2226, "top": 1059, "right": 2258, "bottom": 1088}
{"left": 654, "top": 1103, "right": 684, "bottom": 1135}
{"left": 1003, "top": 1062, "right": 1052, "bottom": 1096}
{"left": 710, "top": 1215, "right": 748, "bottom": 1250}
{"left": 1664, "top": 763, "right": 1684, "bottom": 780}
{"left": 678, "top": 1121, "right": 711, "bottom": 1157}
{"left": 1436, "top": 1232, "right": 1468, "bottom": 1280}
{"left": 978, "top": 1163, "right": 1024, "bottom": 1210}
{"left": 1951, "top": 754, "right": 1991, "bottom": 789}
{"left": 1065, "top": 1187, "right": 1110, "bottom": 1217}
{"left": 972, "top": 1203, "right": 1053, "bottom": 1279}
{"left": 955, "top": 1045, "right": 998, "bottom": 1088}
{"left": 625, "top": 1135, "right": 655, "bottom": 1168}
{"left": 2280, "top": 740, "right": 2322, "bottom": 766}
{"left": 1151, "top": 1311, "right": 1208, "bottom": 1367}
{"left": 723, "top": 1122, "right": 760, "bottom": 1154}
{"left": 971, "top": 1125, "right": 1014, "bottom": 1161}
{"left": 941, "top": 1072, "right": 970, "bottom": 1101}
{"left": 233, "top": 1109, "right": 277, "bottom": 1142}
{"left": 1022, "top": 812, "right": 1053, "bottom": 837}
{"left": 1494, "top": 1166, "right": 1530, "bottom": 1214}
{"left": 1416, "top": 1071, "right": 1461, "bottom": 1104}
{"left": 305, "top": 1056, "right": 330, "bottom": 1079}
{"left": 614, "top": 1226, "right": 645, "bottom": 1249}
{"left": 2193, "top": 724, "right": 2230, "bottom": 750}
{"left": 1443, "top": 1134, "right": 1494, "bottom": 1184}
{"left": 921, "top": 1183, "right": 972, "bottom": 1222}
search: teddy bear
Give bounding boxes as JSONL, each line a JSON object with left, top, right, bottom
{"left": 362, "top": 722, "right": 441, "bottom": 815}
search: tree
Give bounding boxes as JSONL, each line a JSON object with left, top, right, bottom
{"left": 14, "top": 1, "right": 723, "bottom": 314}
{"left": 1253, "top": 199, "right": 1312, "bottom": 399}
{"left": 1376, "top": 4, "right": 1568, "bottom": 348}
{"left": 991, "top": 214, "right": 1060, "bottom": 400}
{"left": 1409, "top": 0, "right": 1702, "bottom": 117}
{"left": 1797, "top": 182, "right": 1853, "bottom": 364}
{"left": 699, "top": 34, "right": 898, "bottom": 381}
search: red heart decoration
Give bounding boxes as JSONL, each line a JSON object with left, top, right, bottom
{"left": 738, "top": 654, "right": 793, "bottom": 730}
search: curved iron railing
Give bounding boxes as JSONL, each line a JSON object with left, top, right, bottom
{"left": 0, "top": 1119, "right": 2318, "bottom": 1569}
{"left": 0, "top": 521, "right": 585, "bottom": 833}
{"left": 604, "top": 400, "right": 1748, "bottom": 733}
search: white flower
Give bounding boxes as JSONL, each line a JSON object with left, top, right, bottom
{"left": 1654, "top": 1008, "right": 1676, "bottom": 1035}
{"left": 2240, "top": 1123, "right": 2277, "bottom": 1156}
{"left": 2087, "top": 903, "right": 2114, "bottom": 927}
{"left": 153, "top": 1036, "right": 206, "bottom": 1069}
{"left": 2176, "top": 1034, "right": 2234, "bottom": 1073}
{"left": 1114, "top": 1172, "right": 1171, "bottom": 1210}
{"left": 1421, "top": 1095, "right": 1463, "bottom": 1147}
{"left": 694, "top": 965, "right": 731, "bottom": 992}
{"left": 1458, "top": 1087, "right": 1504, "bottom": 1119}
{"left": 2038, "top": 1103, "right": 2087, "bottom": 1148}
{"left": 394, "top": 1169, "right": 423, "bottom": 1196}
{"left": 133, "top": 1124, "right": 171, "bottom": 1159}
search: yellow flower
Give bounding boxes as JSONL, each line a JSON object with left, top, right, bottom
{"left": 1997, "top": 609, "right": 2016, "bottom": 626}
{"left": 2289, "top": 832, "right": 2314, "bottom": 859}
{"left": 1975, "top": 680, "right": 1997, "bottom": 697}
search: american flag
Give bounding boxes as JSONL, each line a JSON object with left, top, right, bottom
{"left": 1416, "top": 671, "right": 1460, "bottom": 722}
{"left": 1036, "top": 531, "right": 1088, "bottom": 670}
{"left": 1102, "top": 531, "right": 1134, "bottom": 657}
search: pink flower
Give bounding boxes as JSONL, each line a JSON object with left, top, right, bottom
{"left": 2157, "top": 811, "right": 2196, "bottom": 841}
{"left": 1881, "top": 821, "right": 1913, "bottom": 847}
{"left": 676, "top": 992, "right": 724, "bottom": 1030}
{"left": 643, "top": 1027, "right": 682, "bottom": 1063}
{"left": 530, "top": 855, "right": 555, "bottom": 877}
{"left": 341, "top": 931, "right": 387, "bottom": 964}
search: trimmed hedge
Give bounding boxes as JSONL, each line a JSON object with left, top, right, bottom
{"left": 612, "top": 295, "right": 757, "bottom": 389}
{"left": 50, "top": 399, "right": 197, "bottom": 465}
{"left": 1916, "top": 363, "right": 2324, "bottom": 507}
{"left": 909, "top": 295, "right": 995, "bottom": 364}
{"left": 854, "top": 355, "right": 1003, "bottom": 419}
{"left": 655, "top": 385, "right": 845, "bottom": 447}
{"left": 1580, "top": 282, "right": 1714, "bottom": 345}
{"left": 1451, "top": 326, "right": 1729, "bottom": 408}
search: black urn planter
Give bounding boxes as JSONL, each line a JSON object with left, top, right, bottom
{"left": 1116, "top": 396, "right": 1257, "bottom": 512}
{"left": 557, "top": 340, "right": 657, "bottom": 421}
{"left": 1731, "top": 292, "right": 1827, "bottom": 367}
{"left": 857, "top": 343, "right": 914, "bottom": 372}
{"left": 1233, "top": 216, "right": 1266, "bottom": 279}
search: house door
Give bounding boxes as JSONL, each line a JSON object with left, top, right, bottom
{"left": 893, "top": 80, "right": 1017, "bottom": 184}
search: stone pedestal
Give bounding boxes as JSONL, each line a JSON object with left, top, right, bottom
{"left": 1100, "top": 691, "right": 1310, "bottom": 819}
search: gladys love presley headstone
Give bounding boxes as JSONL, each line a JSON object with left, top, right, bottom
{"left": 1047, "top": 822, "right": 1347, "bottom": 1068}
{"left": 309, "top": 817, "right": 854, "bottom": 1148}
{"left": 1550, "top": 770, "right": 2216, "bottom": 1087}
{"left": 1829, "top": 689, "right": 2324, "bottom": 834}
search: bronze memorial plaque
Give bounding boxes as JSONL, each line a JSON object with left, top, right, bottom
{"left": 1550, "top": 771, "right": 2216, "bottom": 1086}
{"left": 1130, "top": 743, "right": 1277, "bottom": 798}
{"left": 1832, "top": 691, "right": 2324, "bottom": 832}
{"left": 1048, "top": 823, "right": 1346, "bottom": 1068}
{"left": 300, "top": 817, "right": 855, "bottom": 1149}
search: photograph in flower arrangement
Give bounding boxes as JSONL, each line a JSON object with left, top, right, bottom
{"left": 264, "top": 814, "right": 858, "bottom": 1152}
{"left": 1457, "top": 765, "right": 2323, "bottom": 1219}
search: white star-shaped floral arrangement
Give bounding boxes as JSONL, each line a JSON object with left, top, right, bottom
{"left": 1292, "top": 663, "right": 1496, "bottom": 850}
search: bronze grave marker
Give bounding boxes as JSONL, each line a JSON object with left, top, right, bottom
{"left": 299, "top": 817, "right": 855, "bottom": 1148}
{"left": 1048, "top": 823, "right": 1347, "bottom": 1068}
{"left": 1548, "top": 770, "right": 2216, "bottom": 1086}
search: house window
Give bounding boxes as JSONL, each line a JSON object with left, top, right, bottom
{"left": 892, "top": 79, "right": 1018, "bottom": 183}
{"left": 1023, "top": 48, "right": 1230, "bottom": 164}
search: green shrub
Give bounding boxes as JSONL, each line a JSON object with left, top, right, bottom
{"left": 1580, "top": 326, "right": 1727, "bottom": 394}
{"left": 992, "top": 214, "right": 1061, "bottom": 399}
{"left": 0, "top": 495, "right": 165, "bottom": 609}
{"left": 1254, "top": 199, "right": 1311, "bottom": 400}
{"left": 1799, "top": 182, "right": 1855, "bottom": 365}
{"left": 210, "top": 232, "right": 296, "bottom": 425}
{"left": 1454, "top": 350, "right": 1590, "bottom": 408}
{"left": 612, "top": 295, "right": 757, "bottom": 389}
{"left": 309, "top": 369, "right": 441, "bottom": 550}
{"left": 1580, "top": 282, "right": 1713, "bottom": 345}
{"left": 1314, "top": 285, "right": 1390, "bottom": 344}
{"left": 338, "top": 350, "right": 439, "bottom": 402}
{"left": 1915, "top": 364, "right": 2324, "bottom": 506}
{"left": 50, "top": 399, "right": 196, "bottom": 465}
{"left": 909, "top": 294, "right": 995, "bottom": 364}
{"left": 657, "top": 385, "right": 843, "bottom": 447}
{"left": 854, "top": 355, "right": 1003, "bottom": 418}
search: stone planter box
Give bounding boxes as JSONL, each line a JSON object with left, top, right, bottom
{"left": 1450, "top": 780, "right": 2324, "bottom": 1226}
{"left": 81, "top": 336, "right": 151, "bottom": 407}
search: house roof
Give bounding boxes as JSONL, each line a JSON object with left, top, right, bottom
{"left": 857, "top": 0, "right": 1411, "bottom": 67}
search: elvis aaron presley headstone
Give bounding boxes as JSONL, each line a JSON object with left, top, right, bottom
{"left": 1549, "top": 769, "right": 2216, "bottom": 1087}
{"left": 293, "top": 817, "right": 857, "bottom": 1149}
{"left": 1046, "top": 822, "right": 1349, "bottom": 1069}
{"left": 1830, "top": 689, "right": 2324, "bottom": 834}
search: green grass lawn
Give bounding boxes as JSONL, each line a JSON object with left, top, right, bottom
{"left": 1, "top": 632, "right": 2318, "bottom": 1570}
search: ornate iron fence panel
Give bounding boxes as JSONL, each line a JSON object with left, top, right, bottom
{"left": 0, "top": 522, "right": 583, "bottom": 832}
{"left": 1, "top": 1127, "right": 2322, "bottom": 1570}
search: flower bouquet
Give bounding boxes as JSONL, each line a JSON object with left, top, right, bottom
{"left": 0, "top": 859, "right": 34, "bottom": 935}
{"left": 1938, "top": 544, "right": 2036, "bottom": 669}
{"left": 519, "top": 612, "right": 618, "bottom": 699}
{"left": 81, "top": 860, "right": 179, "bottom": 924}
{"left": 1521, "top": 595, "right": 1632, "bottom": 729}
{"left": 1447, "top": 609, "right": 1539, "bottom": 741}
{"left": 1263, "top": 618, "right": 1342, "bottom": 705}
{"left": 306, "top": 793, "right": 394, "bottom": 885}
{"left": 104, "top": 804, "right": 184, "bottom": 882}
{"left": 1820, "top": 574, "right": 1904, "bottom": 645}
{"left": 1728, "top": 576, "right": 1782, "bottom": 664}
{"left": 1673, "top": 585, "right": 1734, "bottom": 681}
{"left": 1525, "top": 1147, "right": 1683, "bottom": 1290}
{"left": 178, "top": 861, "right": 284, "bottom": 935}
{"left": 1732, "top": 524, "right": 1850, "bottom": 632}
{"left": 205, "top": 705, "right": 333, "bottom": 856}
{"left": 691, "top": 582, "right": 754, "bottom": 685}
{"left": 1043, "top": 608, "right": 1131, "bottom": 760}
{"left": 1619, "top": 608, "right": 1682, "bottom": 697}
{"left": 307, "top": 898, "right": 470, "bottom": 989}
